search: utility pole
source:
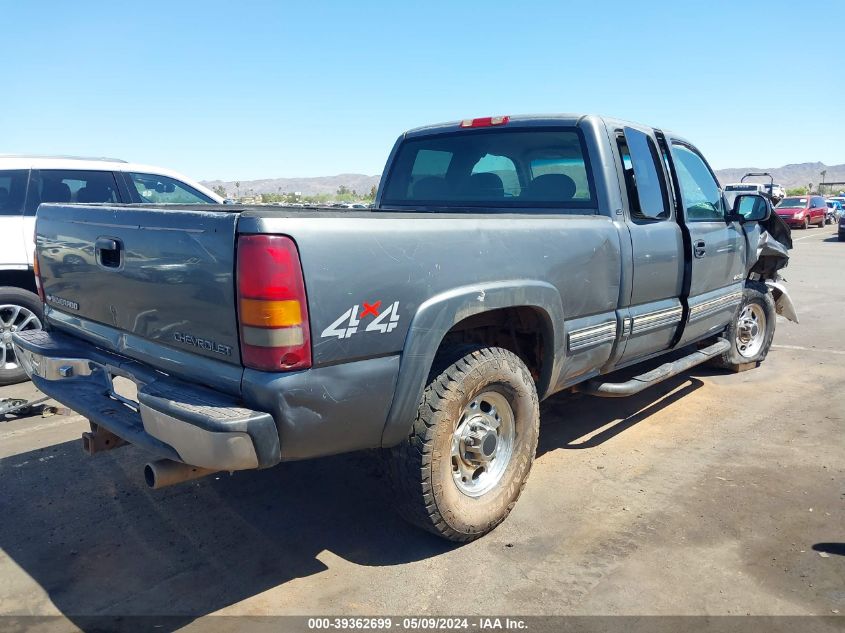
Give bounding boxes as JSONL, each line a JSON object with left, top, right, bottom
{"left": 821, "top": 170, "right": 827, "bottom": 194}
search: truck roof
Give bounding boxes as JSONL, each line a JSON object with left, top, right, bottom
{"left": 403, "top": 113, "right": 600, "bottom": 138}
{"left": 401, "top": 113, "right": 686, "bottom": 145}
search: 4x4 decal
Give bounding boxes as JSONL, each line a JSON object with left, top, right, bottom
{"left": 321, "top": 301, "right": 400, "bottom": 339}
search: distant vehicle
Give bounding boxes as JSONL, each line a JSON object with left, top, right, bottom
{"left": 775, "top": 195, "right": 827, "bottom": 229}
{"left": 839, "top": 213, "right": 845, "bottom": 242}
{"left": 765, "top": 183, "right": 785, "bottom": 202}
{"left": 825, "top": 200, "right": 843, "bottom": 225}
{"left": 724, "top": 183, "right": 767, "bottom": 208}
{"left": 725, "top": 173, "right": 784, "bottom": 206}
{"left": 0, "top": 155, "right": 222, "bottom": 385}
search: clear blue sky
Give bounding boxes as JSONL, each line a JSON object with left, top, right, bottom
{"left": 3, "top": 0, "right": 843, "bottom": 181}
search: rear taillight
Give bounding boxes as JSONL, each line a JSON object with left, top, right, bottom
{"left": 237, "top": 235, "right": 311, "bottom": 371}
{"left": 459, "top": 115, "right": 510, "bottom": 128}
{"left": 32, "top": 251, "right": 45, "bottom": 303}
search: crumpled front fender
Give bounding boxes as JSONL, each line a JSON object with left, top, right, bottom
{"left": 765, "top": 280, "right": 799, "bottom": 323}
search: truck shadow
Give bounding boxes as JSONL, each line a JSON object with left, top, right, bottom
{"left": 0, "top": 363, "right": 713, "bottom": 628}
{"left": 537, "top": 376, "right": 705, "bottom": 455}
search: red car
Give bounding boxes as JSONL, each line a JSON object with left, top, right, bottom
{"left": 775, "top": 195, "right": 827, "bottom": 229}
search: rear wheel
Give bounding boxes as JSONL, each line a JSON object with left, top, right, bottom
{"left": 712, "top": 282, "right": 776, "bottom": 371}
{"left": 385, "top": 346, "right": 540, "bottom": 542}
{"left": 0, "top": 288, "right": 43, "bottom": 386}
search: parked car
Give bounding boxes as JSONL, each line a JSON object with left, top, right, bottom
{"left": 775, "top": 195, "right": 827, "bottom": 229}
{"left": 0, "top": 155, "right": 223, "bottom": 385}
{"left": 13, "top": 115, "right": 795, "bottom": 541}
{"left": 825, "top": 199, "right": 843, "bottom": 225}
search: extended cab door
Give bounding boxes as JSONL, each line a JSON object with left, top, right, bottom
{"left": 666, "top": 141, "right": 746, "bottom": 346}
{"left": 613, "top": 126, "right": 684, "bottom": 365}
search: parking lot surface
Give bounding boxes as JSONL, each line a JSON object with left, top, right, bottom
{"left": 0, "top": 226, "right": 842, "bottom": 625}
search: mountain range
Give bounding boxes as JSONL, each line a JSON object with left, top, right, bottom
{"left": 201, "top": 162, "right": 845, "bottom": 197}
{"left": 714, "top": 162, "right": 845, "bottom": 191}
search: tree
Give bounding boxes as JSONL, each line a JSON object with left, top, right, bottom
{"left": 367, "top": 185, "right": 377, "bottom": 200}
{"left": 336, "top": 185, "right": 349, "bottom": 196}
{"left": 212, "top": 185, "right": 227, "bottom": 198}
{"left": 235, "top": 181, "right": 241, "bottom": 198}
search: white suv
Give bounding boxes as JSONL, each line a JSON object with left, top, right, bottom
{"left": 0, "top": 155, "right": 223, "bottom": 385}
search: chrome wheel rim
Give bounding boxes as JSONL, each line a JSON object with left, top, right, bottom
{"left": 451, "top": 390, "right": 515, "bottom": 498}
{"left": 0, "top": 304, "right": 42, "bottom": 372}
{"left": 736, "top": 303, "right": 766, "bottom": 359}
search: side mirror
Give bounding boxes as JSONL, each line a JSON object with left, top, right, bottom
{"left": 730, "top": 193, "right": 771, "bottom": 223}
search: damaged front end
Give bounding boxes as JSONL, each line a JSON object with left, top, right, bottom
{"left": 747, "top": 211, "right": 799, "bottom": 323}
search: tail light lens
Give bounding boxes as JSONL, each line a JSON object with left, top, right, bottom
{"left": 236, "top": 235, "right": 311, "bottom": 371}
{"left": 32, "top": 250, "right": 45, "bottom": 303}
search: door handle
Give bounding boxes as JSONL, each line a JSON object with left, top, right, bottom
{"left": 95, "top": 237, "right": 123, "bottom": 269}
{"left": 95, "top": 238, "right": 120, "bottom": 252}
{"left": 693, "top": 240, "right": 706, "bottom": 258}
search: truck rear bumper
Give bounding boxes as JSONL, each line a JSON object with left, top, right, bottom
{"left": 12, "top": 329, "right": 280, "bottom": 471}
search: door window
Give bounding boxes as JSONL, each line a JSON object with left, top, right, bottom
{"left": 617, "top": 128, "right": 670, "bottom": 221}
{"left": 671, "top": 144, "right": 725, "bottom": 222}
{"left": 128, "top": 173, "right": 215, "bottom": 204}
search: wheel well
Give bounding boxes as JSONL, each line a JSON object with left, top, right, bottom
{"left": 0, "top": 269, "right": 37, "bottom": 294}
{"left": 438, "top": 307, "right": 548, "bottom": 386}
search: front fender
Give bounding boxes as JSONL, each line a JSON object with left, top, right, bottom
{"left": 380, "top": 280, "right": 565, "bottom": 447}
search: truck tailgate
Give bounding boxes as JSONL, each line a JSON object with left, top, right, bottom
{"left": 36, "top": 204, "right": 241, "bottom": 366}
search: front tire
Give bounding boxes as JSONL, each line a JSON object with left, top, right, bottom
{"left": 0, "top": 288, "right": 44, "bottom": 386}
{"left": 385, "top": 346, "right": 540, "bottom": 542}
{"left": 713, "top": 282, "right": 776, "bottom": 371}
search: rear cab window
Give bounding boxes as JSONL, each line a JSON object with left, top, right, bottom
{"left": 381, "top": 128, "right": 595, "bottom": 212}
{"left": 126, "top": 172, "right": 214, "bottom": 204}
{"left": 0, "top": 170, "right": 29, "bottom": 216}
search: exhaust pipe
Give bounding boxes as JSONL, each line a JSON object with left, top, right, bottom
{"left": 144, "top": 459, "right": 217, "bottom": 489}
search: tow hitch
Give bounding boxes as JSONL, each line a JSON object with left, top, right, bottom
{"left": 82, "top": 422, "right": 128, "bottom": 455}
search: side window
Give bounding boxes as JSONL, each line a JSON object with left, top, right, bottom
{"left": 471, "top": 154, "right": 519, "bottom": 198}
{"left": 671, "top": 144, "right": 724, "bottom": 222}
{"left": 617, "top": 128, "right": 670, "bottom": 221}
{"left": 128, "top": 173, "right": 214, "bottom": 204}
{"left": 32, "top": 170, "right": 120, "bottom": 214}
{"left": 0, "top": 170, "right": 29, "bottom": 216}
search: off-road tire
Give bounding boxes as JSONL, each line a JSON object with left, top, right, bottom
{"left": 0, "top": 287, "right": 43, "bottom": 386}
{"left": 712, "top": 281, "right": 776, "bottom": 371}
{"left": 385, "top": 346, "right": 540, "bottom": 542}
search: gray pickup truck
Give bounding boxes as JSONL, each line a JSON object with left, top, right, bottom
{"left": 13, "top": 114, "right": 796, "bottom": 542}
